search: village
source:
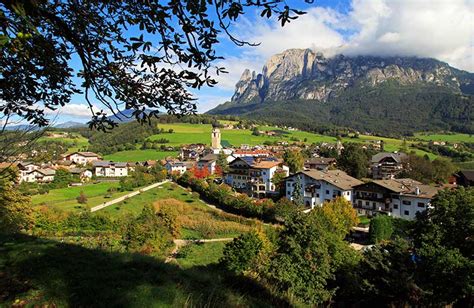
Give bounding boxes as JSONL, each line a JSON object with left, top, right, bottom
{"left": 5, "top": 125, "right": 471, "bottom": 222}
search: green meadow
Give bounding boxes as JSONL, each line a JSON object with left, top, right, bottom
{"left": 146, "top": 123, "right": 442, "bottom": 160}
{"left": 31, "top": 182, "right": 128, "bottom": 212}
{"left": 39, "top": 133, "right": 89, "bottom": 153}
{"left": 100, "top": 182, "right": 260, "bottom": 239}
{"left": 414, "top": 133, "right": 473, "bottom": 143}
{"left": 176, "top": 241, "right": 228, "bottom": 268}
{"left": 104, "top": 149, "right": 178, "bottom": 161}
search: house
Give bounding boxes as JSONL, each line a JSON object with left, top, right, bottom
{"left": 197, "top": 154, "right": 219, "bottom": 174}
{"left": 232, "top": 149, "right": 272, "bottom": 158}
{"left": 353, "top": 178, "right": 443, "bottom": 220}
{"left": 225, "top": 156, "right": 289, "bottom": 198}
{"left": 455, "top": 170, "right": 474, "bottom": 187}
{"left": 304, "top": 157, "right": 336, "bottom": 171}
{"left": 29, "top": 168, "right": 56, "bottom": 183}
{"left": 180, "top": 144, "right": 206, "bottom": 161}
{"left": 17, "top": 162, "right": 41, "bottom": 182}
{"left": 53, "top": 160, "right": 78, "bottom": 169}
{"left": 63, "top": 152, "right": 102, "bottom": 164}
{"left": 143, "top": 160, "right": 157, "bottom": 168}
{"left": 285, "top": 169, "right": 363, "bottom": 209}
{"left": 93, "top": 161, "right": 128, "bottom": 177}
{"left": 371, "top": 152, "right": 407, "bottom": 179}
{"left": 164, "top": 160, "right": 195, "bottom": 175}
{"left": 69, "top": 168, "right": 93, "bottom": 182}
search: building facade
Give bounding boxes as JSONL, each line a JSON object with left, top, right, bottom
{"left": 225, "top": 157, "right": 289, "bottom": 198}
{"left": 371, "top": 152, "right": 407, "bottom": 179}
{"left": 353, "top": 178, "right": 442, "bottom": 220}
{"left": 285, "top": 170, "right": 363, "bottom": 209}
{"left": 63, "top": 152, "right": 102, "bottom": 164}
{"left": 93, "top": 161, "right": 128, "bottom": 177}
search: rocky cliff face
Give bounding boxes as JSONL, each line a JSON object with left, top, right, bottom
{"left": 231, "top": 49, "right": 473, "bottom": 104}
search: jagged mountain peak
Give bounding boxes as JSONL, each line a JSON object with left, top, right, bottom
{"left": 209, "top": 49, "right": 473, "bottom": 135}
{"left": 230, "top": 49, "right": 472, "bottom": 105}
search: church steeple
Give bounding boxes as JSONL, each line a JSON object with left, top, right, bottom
{"left": 211, "top": 127, "right": 222, "bottom": 149}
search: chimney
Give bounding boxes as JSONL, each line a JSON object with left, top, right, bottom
{"left": 415, "top": 187, "right": 420, "bottom": 195}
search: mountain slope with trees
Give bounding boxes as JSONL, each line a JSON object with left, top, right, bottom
{"left": 209, "top": 49, "right": 474, "bottom": 135}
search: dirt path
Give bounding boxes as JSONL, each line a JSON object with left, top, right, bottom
{"left": 165, "top": 238, "right": 234, "bottom": 264}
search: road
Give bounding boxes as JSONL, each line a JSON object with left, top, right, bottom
{"left": 90, "top": 179, "right": 170, "bottom": 212}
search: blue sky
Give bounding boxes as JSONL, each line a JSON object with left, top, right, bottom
{"left": 49, "top": 0, "right": 473, "bottom": 124}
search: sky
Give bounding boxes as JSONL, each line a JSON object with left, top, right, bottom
{"left": 49, "top": 0, "right": 474, "bottom": 124}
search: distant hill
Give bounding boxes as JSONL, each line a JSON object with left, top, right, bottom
{"left": 208, "top": 49, "right": 474, "bottom": 135}
{"left": 107, "top": 109, "right": 157, "bottom": 123}
{"left": 54, "top": 121, "right": 86, "bottom": 129}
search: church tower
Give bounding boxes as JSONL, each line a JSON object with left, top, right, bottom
{"left": 211, "top": 127, "right": 222, "bottom": 149}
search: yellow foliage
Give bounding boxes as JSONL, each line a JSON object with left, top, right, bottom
{"left": 153, "top": 198, "right": 259, "bottom": 238}
{"left": 320, "top": 197, "right": 359, "bottom": 236}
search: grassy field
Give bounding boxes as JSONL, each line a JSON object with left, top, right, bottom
{"left": 176, "top": 241, "right": 227, "bottom": 268}
{"left": 414, "top": 133, "right": 473, "bottom": 143}
{"left": 31, "top": 182, "right": 129, "bottom": 212}
{"left": 39, "top": 132, "right": 89, "bottom": 153}
{"left": 147, "top": 123, "right": 442, "bottom": 160}
{"left": 104, "top": 150, "right": 178, "bottom": 161}
{"left": 100, "top": 182, "right": 260, "bottom": 238}
{"left": 0, "top": 234, "right": 274, "bottom": 307}
{"left": 455, "top": 161, "right": 474, "bottom": 169}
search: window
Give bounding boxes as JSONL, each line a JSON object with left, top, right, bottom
{"left": 418, "top": 202, "right": 425, "bottom": 208}
{"left": 365, "top": 201, "right": 370, "bottom": 206}
{"left": 404, "top": 210, "right": 410, "bottom": 216}
{"left": 373, "top": 202, "right": 376, "bottom": 207}
{"left": 326, "top": 190, "right": 330, "bottom": 195}
{"left": 402, "top": 200, "right": 411, "bottom": 205}
{"left": 358, "top": 200, "right": 362, "bottom": 206}
{"left": 316, "top": 193, "right": 320, "bottom": 198}
{"left": 393, "top": 204, "right": 398, "bottom": 209}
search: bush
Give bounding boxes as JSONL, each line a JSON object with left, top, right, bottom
{"left": 76, "top": 191, "right": 88, "bottom": 204}
{"left": 177, "top": 173, "right": 276, "bottom": 221}
{"left": 220, "top": 231, "right": 263, "bottom": 274}
{"left": 122, "top": 205, "right": 174, "bottom": 255}
{"left": 369, "top": 215, "right": 394, "bottom": 244}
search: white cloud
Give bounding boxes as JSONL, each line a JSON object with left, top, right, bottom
{"left": 218, "top": 0, "right": 473, "bottom": 93}
{"left": 45, "top": 103, "right": 101, "bottom": 118}
{"left": 343, "top": 0, "right": 474, "bottom": 70}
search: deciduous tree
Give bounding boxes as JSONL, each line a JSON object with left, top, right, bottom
{"left": 1, "top": 0, "right": 306, "bottom": 130}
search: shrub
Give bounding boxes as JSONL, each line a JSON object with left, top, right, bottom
{"left": 76, "top": 191, "right": 88, "bottom": 204}
{"left": 122, "top": 204, "right": 173, "bottom": 255}
{"left": 369, "top": 215, "right": 394, "bottom": 244}
{"left": 220, "top": 231, "right": 263, "bottom": 274}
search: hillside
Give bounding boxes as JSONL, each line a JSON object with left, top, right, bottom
{"left": 208, "top": 49, "right": 474, "bottom": 135}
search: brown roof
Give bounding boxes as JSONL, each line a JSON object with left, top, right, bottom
{"left": 35, "top": 168, "right": 56, "bottom": 176}
{"left": 371, "top": 178, "right": 442, "bottom": 199}
{"left": 304, "top": 157, "right": 336, "bottom": 165}
{"left": 301, "top": 169, "right": 364, "bottom": 190}
{"left": 199, "top": 154, "right": 218, "bottom": 162}
{"left": 459, "top": 170, "right": 474, "bottom": 181}
{"left": 251, "top": 159, "right": 283, "bottom": 169}
{"left": 67, "top": 151, "right": 101, "bottom": 158}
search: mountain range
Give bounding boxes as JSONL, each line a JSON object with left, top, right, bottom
{"left": 208, "top": 49, "right": 474, "bottom": 135}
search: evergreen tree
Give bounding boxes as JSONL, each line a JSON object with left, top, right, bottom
{"left": 291, "top": 176, "right": 304, "bottom": 206}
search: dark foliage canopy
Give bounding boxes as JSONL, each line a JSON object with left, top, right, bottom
{"left": 1, "top": 0, "right": 307, "bottom": 130}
